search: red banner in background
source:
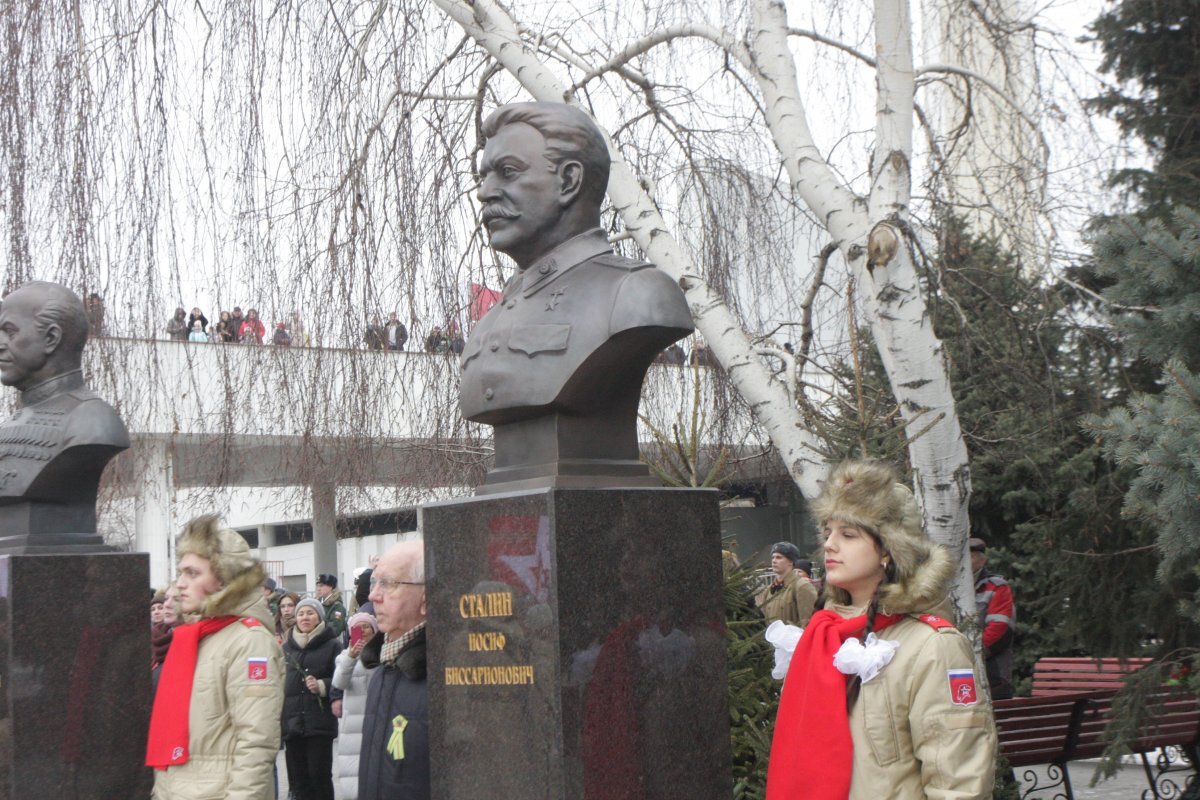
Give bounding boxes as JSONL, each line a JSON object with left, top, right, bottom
{"left": 469, "top": 283, "right": 502, "bottom": 321}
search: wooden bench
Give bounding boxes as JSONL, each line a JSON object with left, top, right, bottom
{"left": 994, "top": 657, "right": 1200, "bottom": 799}
{"left": 1030, "top": 656, "right": 1150, "bottom": 695}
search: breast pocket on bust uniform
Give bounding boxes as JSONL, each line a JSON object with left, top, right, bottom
{"left": 508, "top": 324, "right": 570, "bottom": 357}
{"left": 460, "top": 334, "right": 485, "bottom": 367}
{"left": 860, "top": 680, "right": 902, "bottom": 766}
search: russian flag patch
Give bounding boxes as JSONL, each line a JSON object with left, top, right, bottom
{"left": 948, "top": 669, "right": 978, "bottom": 705}
{"left": 248, "top": 657, "right": 269, "bottom": 681}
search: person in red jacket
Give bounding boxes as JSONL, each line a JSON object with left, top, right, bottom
{"left": 239, "top": 308, "right": 266, "bottom": 344}
{"left": 970, "top": 537, "right": 1015, "bottom": 699}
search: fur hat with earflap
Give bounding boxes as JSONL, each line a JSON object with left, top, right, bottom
{"left": 176, "top": 514, "right": 266, "bottom": 618}
{"left": 813, "top": 460, "right": 954, "bottom": 614}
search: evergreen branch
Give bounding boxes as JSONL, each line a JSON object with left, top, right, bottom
{"left": 1060, "top": 275, "right": 1161, "bottom": 313}
{"left": 1060, "top": 544, "right": 1157, "bottom": 557}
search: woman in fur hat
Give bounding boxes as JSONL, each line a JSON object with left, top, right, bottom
{"left": 281, "top": 597, "right": 342, "bottom": 800}
{"left": 766, "top": 460, "right": 997, "bottom": 799}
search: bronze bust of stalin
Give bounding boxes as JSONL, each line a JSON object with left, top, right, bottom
{"left": 460, "top": 102, "right": 693, "bottom": 492}
{"left": 0, "top": 281, "right": 130, "bottom": 552}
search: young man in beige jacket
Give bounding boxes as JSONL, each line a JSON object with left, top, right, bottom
{"left": 147, "top": 516, "right": 285, "bottom": 800}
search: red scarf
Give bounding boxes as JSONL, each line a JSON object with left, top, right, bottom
{"left": 145, "top": 616, "right": 239, "bottom": 769}
{"left": 766, "top": 609, "right": 905, "bottom": 800}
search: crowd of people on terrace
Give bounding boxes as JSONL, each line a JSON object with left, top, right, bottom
{"left": 79, "top": 292, "right": 724, "bottom": 363}
{"left": 163, "top": 306, "right": 307, "bottom": 346}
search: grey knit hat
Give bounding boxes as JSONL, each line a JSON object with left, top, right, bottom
{"left": 295, "top": 597, "right": 326, "bottom": 621}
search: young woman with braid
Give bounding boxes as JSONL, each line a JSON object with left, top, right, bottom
{"left": 766, "top": 460, "right": 997, "bottom": 799}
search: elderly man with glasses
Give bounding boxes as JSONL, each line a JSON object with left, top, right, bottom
{"left": 358, "top": 540, "right": 429, "bottom": 800}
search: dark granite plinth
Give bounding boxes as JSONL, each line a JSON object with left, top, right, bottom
{"left": 423, "top": 488, "right": 732, "bottom": 800}
{"left": 0, "top": 553, "right": 151, "bottom": 800}
{"left": 0, "top": 531, "right": 113, "bottom": 556}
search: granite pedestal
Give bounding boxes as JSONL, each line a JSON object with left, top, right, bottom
{"left": 423, "top": 488, "right": 731, "bottom": 800}
{"left": 0, "top": 552, "right": 151, "bottom": 799}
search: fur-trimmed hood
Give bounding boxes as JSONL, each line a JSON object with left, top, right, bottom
{"left": 813, "top": 460, "right": 955, "bottom": 615}
{"left": 176, "top": 514, "right": 269, "bottom": 620}
{"left": 203, "top": 565, "right": 272, "bottom": 621}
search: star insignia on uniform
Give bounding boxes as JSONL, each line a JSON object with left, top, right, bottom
{"left": 546, "top": 288, "right": 566, "bottom": 311}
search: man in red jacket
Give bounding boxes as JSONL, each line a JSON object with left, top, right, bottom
{"left": 970, "top": 537, "right": 1015, "bottom": 699}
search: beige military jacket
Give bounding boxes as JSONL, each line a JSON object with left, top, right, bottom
{"left": 152, "top": 588, "right": 284, "bottom": 800}
{"left": 755, "top": 572, "right": 818, "bottom": 627}
{"left": 829, "top": 602, "right": 998, "bottom": 800}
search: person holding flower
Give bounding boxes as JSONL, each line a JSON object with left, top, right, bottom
{"left": 766, "top": 459, "right": 997, "bottom": 800}
{"left": 281, "top": 597, "right": 342, "bottom": 800}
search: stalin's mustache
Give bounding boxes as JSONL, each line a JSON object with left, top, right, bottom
{"left": 481, "top": 206, "right": 520, "bottom": 226}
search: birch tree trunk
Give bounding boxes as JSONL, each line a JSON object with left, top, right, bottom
{"left": 743, "top": 0, "right": 973, "bottom": 620}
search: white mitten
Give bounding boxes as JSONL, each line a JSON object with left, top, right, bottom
{"left": 764, "top": 620, "right": 804, "bottom": 680}
{"left": 833, "top": 633, "right": 899, "bottom": 683}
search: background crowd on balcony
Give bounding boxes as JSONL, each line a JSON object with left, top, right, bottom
{"left": 80, "top": 292, "right": 720, "bottom": 364}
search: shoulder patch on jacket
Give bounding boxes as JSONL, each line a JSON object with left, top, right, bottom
{"left": 248, "top": 656, "right": 269, "bottom": 680}
{"left": 948, "top": 669, "right": 980, "bottom": 705}
{"left": 240, "top": 617, "right": 262, "bottom": 628}
{"left": 917, "top": 614, "right": 956, "bottom": 631}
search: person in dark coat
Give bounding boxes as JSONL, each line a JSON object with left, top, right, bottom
{"left": 213, "top": 310, "right": 235, "bottom": 342}
{"left": 230, "top": 307, "right": 245, "bottom": 339}
{"left": 166, "top": 307, "right": 188, "bottom": 341}
{"left": 358, "top": 540, "right": 429, "bottom": 800}
{"left": 84, "top": 293, "right": 105, "bottom": 336}
{"left": 354, "top": 568, "right": 373, "bottom": 613}
{"left": 282, "top": 597, "right": 342, "bottom": 800}
{"left": 384, "top": 313, "right": 408, "bottom": 351}
{"left": 272, "top": 322, "right": 292, "bottom": 346}
{"left": 186, "top": 307, "right": 209, "bottom": 335}
{"left": 365, "top": 318, "right": 386, "bottom": 351}
{"left": 150, "top": 586, "right": 180, "bottom": 693}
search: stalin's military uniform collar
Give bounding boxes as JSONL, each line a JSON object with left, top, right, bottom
{"left": 510, "top": 228, "right": 614, "bottom": 299}
{"left": 20, "top": 369, "right": 84, "bottom": 407}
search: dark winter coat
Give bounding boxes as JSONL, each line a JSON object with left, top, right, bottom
{"left": 358, "top": 628, "right": 430, "bottom": 800}
{"left": 281, "top": 623, "right": 342, "bottom": 740}
{"left": 187, "top": 312, "right": 209, "bottom": 333}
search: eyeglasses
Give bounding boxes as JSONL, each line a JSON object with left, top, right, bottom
{"left": 369, "top": 576, "right": 424, "bottom": 593}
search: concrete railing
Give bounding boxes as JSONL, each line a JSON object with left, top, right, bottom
{"left": 80, "top": 337, "right": 758, "bottom": 441}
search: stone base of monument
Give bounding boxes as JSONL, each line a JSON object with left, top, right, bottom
{"left": 423, "top": 487, "right": 732, "bottom": 800}
{"left": 0, "top": 552, "right": 152, "bottom": 800}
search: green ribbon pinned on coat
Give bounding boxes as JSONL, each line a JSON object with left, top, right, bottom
{"left": 388, "top": 714, "right": 408, "bottom": 761}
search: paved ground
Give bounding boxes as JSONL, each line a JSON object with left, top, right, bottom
{"left": 1015, "top": 756, "right": 1193, "bottom": 799}
{"left": 276, "top": 746, "right": 1183, "bottom": 799}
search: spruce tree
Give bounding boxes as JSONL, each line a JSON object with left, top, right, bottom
{"left": 1087, "top": 0, "right": 1200, "bottom": 217}
{"left": 1077, "top": 1, "right": 1200, "bottom": 772}
{"left": 1083, "top": 0, "right": 1200, "bottom": 653}
{"left": 1085, "top": 208, "right": 1200, "bottom": 644}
